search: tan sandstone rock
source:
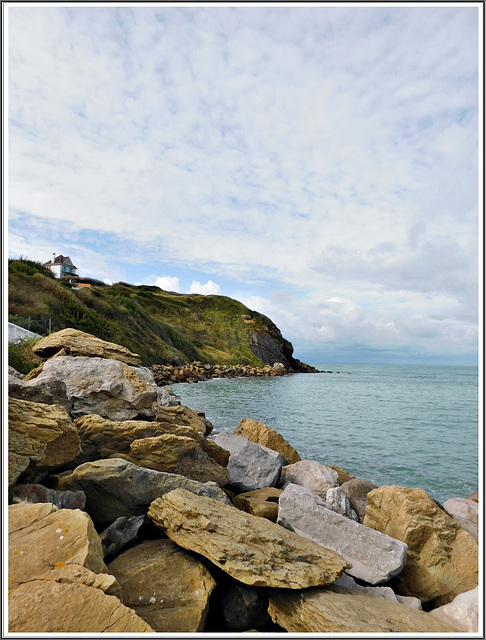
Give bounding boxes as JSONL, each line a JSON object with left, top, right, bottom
{"left": 233, "top": 419, "right": 301, "bottom": 464}
{"left": 31, "top": 327, "right": 141, "bottom": 365}
{"left": 232, "top": 487, "right": 283, "bottom": 521}
{"left": 363, "top": 485, "right": 478, "bottom": 606}
{"left": 108, "top": 539, "right": 216, "bottom": 632}
{"left": 267, "top": 586, "right": 459, "bottom": 633}
{"left": 148, "top": 488, "right": 350, "bottom": 589}
{"left": 8, "top": 397, "right": 81, "bottom": 486}
{"left": 8, "top": 502, "right": 152, "bottom": 633}
{"left": 157, "top": 404, "right": 213, "bottom": 436}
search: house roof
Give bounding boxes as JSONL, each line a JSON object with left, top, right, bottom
{"left": 44, "top": 255, "right": 77, "bottom": 268}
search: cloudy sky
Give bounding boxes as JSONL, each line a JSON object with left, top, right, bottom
{"left": 6, "top": 3, "right": 481, "bottom": 365}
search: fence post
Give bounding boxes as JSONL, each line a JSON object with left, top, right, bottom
{"left": 28, "top": 316, "right": 31, "bottom": 331}
{"left": 48, "top": 318, "right": 52, "bottom": 334}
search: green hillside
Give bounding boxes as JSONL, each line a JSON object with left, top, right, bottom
{"left": 8, "top": 258, "right": 303, "bottom": 370}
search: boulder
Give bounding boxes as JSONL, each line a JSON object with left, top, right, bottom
{"left": 334, "top": 573, "right": 421, "bottom": 608}
{"left": 57, "top": 458, "right": 231, "bottom": 528}
{"left": 8, "top": 374, "right": 71, "bottom": 412}
{"left": 267, "top": 586, "right": 458, "bottom": 633}
{"left": 218, "top": 577, "right": 274, "bottom": 631}
{"left": 428, "top": 586, "right": 479, "bottom": 632}
{"left": 233, "top": 418, "right": 301, "bottom": 464}
{"left": 73, "top": 413, "right": 224, "bottom": 465}
{"left": 363, "top": 485, "right": 478, "bottom": 606}
{"left": 22, "top": 356, "right": 163, "bottom": 421}
{"left": 9, "top": 365, "right": 23, "bottom": 379}
{"left": 341, "top": 477, "right": 378, "bottom": 522}
{"left": 212, "top": 432, "right": 285, "bottom": 491}
{"left": 148, "top": 488, "right": 350, "bottom": 589}
{"left": 232, "top": 487, "right": 283, "bottom": 521}
{"left": 443, "top": 497, "right": 478, "bottom": 541}
{"left": 121, "top": 433, "right": 230, "bottom": 486}
{"left": 271, "top": 362, "right": 286, "bottom": 376}
{"left": 279, "top": 460, "right": 339, "bottom": 499}
{"left": 157, "top": 404, "right": 213, "bottom": 435}
{"left": 108, "top": 539, "right": 216, "bottom": 632}
{"left": 8, "top": 398, "right": 81, "bottom": 486}
{"left": 329, "top": 464, "right": 355, "bottom": 485}
{"left": 99, "top": 515, "right": 145, "bottom": 561}
{"left": 326, "top": 486, "right": 358, "bottom": 521}
{"left": 10, "top": 483, "right": 86, "bottom": 510}
{"left": 8, "top": 502, "right": 153, "bottom": 633}
{"left": 31, "top": 327, "right": 141, "bottom": 365}
{"left": 467, "top": 491, "right": 478, "bottom": 502}
{"left": 277, "top": 484, "right": 407, "bottom": 585}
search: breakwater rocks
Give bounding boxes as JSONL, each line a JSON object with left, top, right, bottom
{"left": 7, "top": 329, "right": 479, "bottom": 633}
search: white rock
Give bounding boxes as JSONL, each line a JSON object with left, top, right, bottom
{"left": 279, "top": 460, "right": 339, "bottom": 499}
{"left": 428, "top": 586, "right": 479, "bottom": 632}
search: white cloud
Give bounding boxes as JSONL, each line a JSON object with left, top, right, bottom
{"left": 189, "top": 280, "right": 221, "bottom": 295}
{"left": 153, "top": 276, "right": 180, "bottom": 292}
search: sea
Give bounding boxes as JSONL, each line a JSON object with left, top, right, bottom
{"left": 170, "top": 364, "right": 480, "bottom": 505}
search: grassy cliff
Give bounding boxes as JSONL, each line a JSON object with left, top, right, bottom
{"left": 8, "top": 258, "right": 300, "bottom": 370}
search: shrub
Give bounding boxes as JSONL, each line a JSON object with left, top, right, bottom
{"left": 8, "top": 337, "right": 43, "bottom": 374}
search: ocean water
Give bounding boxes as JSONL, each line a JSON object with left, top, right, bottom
{"left": 171, "top": 365, "right": 480, "bottom": 504}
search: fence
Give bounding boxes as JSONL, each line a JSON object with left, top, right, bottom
{"left": 8, "top": 322, "right": 42, "bottom": 343}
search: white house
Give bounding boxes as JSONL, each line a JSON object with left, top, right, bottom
{"left": 43, "top": 254, "right": 78, "bottom": 279}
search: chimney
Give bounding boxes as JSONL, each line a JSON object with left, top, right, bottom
{"left": 52, "top": 253, "right": 56, "bottom": 264}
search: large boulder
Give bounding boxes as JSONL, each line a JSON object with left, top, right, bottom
{"left": 148, "top": 488, "right": 350, "bottom": 589}
{"left": 57, "top": 458, "right": 231, "bottom": 528}
{"left": 267, "top": 586, "right": 458, "bottom": 633}
{"left": 31, "top": 328, "right": 142, "bottom": 365}
{"left": 277, "top": 484, "right": 407, "bottom": 585}
{"left": 428, "top": 586, "right": 479, "bottom": 632}
{"left": 22, "top": 356, "right": 163, "bottom": 420}
{"left": 8, "top": 502, "right": 152, "bottom": 633}
{"left": 157, "top": 404, "right": 214, "bottom": 436}
{"left": 212, "top": 432, "right": 285, "bottom": 491}
{"left": 341, "top": 477, "right": 379, "bottom": 522}
{"left": 279, "top": 460, "right": 339, "bottom": 499}
{"left": 8, "top": 398, "right": 81, "bottom": 486}
{"left": 443, "top": 497, "right": 479, "bottom": 541}
{"left": 8, "top": 373, "right": 71, "bottom": 412}
{"left": 363, "top": 485, "right": 478, "bottom": 606}
{"left": 108, "top": 539, "right": 216, "bottom": 632}
{"left": 233, "top": 418, "right": 301, "bottom": 464}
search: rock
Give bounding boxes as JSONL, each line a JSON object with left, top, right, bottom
{"left": 57, "top": 458, "right": 231, "bottom": 528}
{"left": 8, "top": 374, "right": 71, "bottom": 412}
{"left": 9, "top": 365, "right": 23, "bottom": 379}
{"left": 8, "top": 502, "right": 153, "bottom": 632}
{"left": 334, "top": 573, "right": 407, "bottom": 605}
{"left": 326, "top": 486, "right": 358, "bottom": 521}
{"left": 466, "top": 491, "right": 478, "bottom": 502}
{"left": 271, "top": 362, "right": 286, "bottom": 376}
{"left": 8, "top": 398, "right": 81, "bottom": 486}
{"left": 233, "top": 418, "right": 301, "bottom": 464}
{"left": 279, "top": 460, "right": 339, "bottom": 499}
{"left": 108, "top": 539, "right": 216, "bottom": 632}
{"left": 329, "top": 464, "right": 355, "bottom": 484}
{"left": 73, "top": 413, "right": 224, "bottom": 465}
{"left": 232, "top": 487, "right": 283, "bottom": 521}
{"left": 148, "top": 488, "right": 350, "bottom": 589}
{"left": 428, "top": 586, "right": 479, "bottom": 632}
{"left": 10, "top": 483, "right": 86, "bottom": 510}
{"left": 213, "top": 432, "right": 285, "bottom": 491}
{"left": 341, "top": 477, "right": 378, "bottom": 522}
{"left": 267, "top": 585, "right": 458, "bottom": 633}
{"left": 277, "top": 484, "right": 407, "bottom": 585}
{"left": 23, "top": 356, "right": 162, "bottom": 420}
{"left": 219, "top": 578, "right": 274, "bottom": 631}
{"left": 99, "top": 515, "right": 145, "bottom": 560}
{"left": 157, "top": 404, "right": 213, "bottom": 435}
{"left": 443, "top": 497, "right": 478, "bottom": 541}
{"left": 32, "top": 327, "right": 141, "bottom": 365}
{"left": 363, "top": 485, "right": 478, "bottom": 606}
{"left": 121, "top": 433, "right": 230, "bottom": 486}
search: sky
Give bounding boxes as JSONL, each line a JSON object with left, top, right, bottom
{"left": 5, "top": 2, "right": 482, "bottom": 365}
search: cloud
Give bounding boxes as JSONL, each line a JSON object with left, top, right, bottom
{"left": 153, "top": 276, "right": 180, "bottom": 292}
{"left": 189, "top": 280, "right": 221, "bottom": 295}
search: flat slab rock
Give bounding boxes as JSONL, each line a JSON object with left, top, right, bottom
{"left": 268, "top": 586, "right": 458, "bottom": 633}
{"left": 233, "top": 418, "right": 301, "bottom": 464}
{"left": 277, "top": 483, "right": 407, "bottom": 585}
{"left": 148, "top": 488, "right": 350, "bottom": 589}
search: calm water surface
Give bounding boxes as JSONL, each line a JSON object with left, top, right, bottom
{"left": 171, "top": 365, "right": 479, "bottom": 503}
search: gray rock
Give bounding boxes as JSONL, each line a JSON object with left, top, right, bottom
{"left": 212, "top": 433, "right": 285, "bottom": 491}
{"left": 443, "top": 497, "right": 478, "bottom": 541}
{"left": 10, "top": 483, "right": 86, "bottom": 510}
{"left": 9, "top": 366, "right": 23, "bottom": 379}
{"left": 99, "top": 515, "right": 145, "bottom": 560}
{"left": 428, "top": 586, "right": 479, "bottom": 632}
{"left": 277, "top": 483, "right": 407, "bottom": 585}
{"left": 57, "top": 458, "right": 231, "bottom": 528}
{"left": 279, "top": 460, "right": 339, "bottom": 499}
{"left": 28, "top": 356, "right": 162, "bottom": 420}
{"left": 220, "top": 579, "right": 274, "bottom": 631}
{"left": 158, "top": 387, "right": 180, "bottom": 407}
{"left": 334, "top": 573, "right": 400, "bottom": 603}
{"left": 8, "top": 375, "right": 71, "bottom": 413}
{"left": 341, "top": 477, "right": 379, "bottom": 522}
{"left": 326, "top": 486, "right": 359, "bottom": 521}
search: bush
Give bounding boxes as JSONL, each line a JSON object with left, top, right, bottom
{"left": 8, "top": 337, "right": 43, "bottom": 375}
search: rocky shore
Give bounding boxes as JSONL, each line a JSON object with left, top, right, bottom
{"left": 7, "top": 328, "right": 479, "bottom": 633}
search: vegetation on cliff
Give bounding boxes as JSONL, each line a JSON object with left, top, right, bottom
{"left": 8, "top": 258, "right": 301, "bottom": 370}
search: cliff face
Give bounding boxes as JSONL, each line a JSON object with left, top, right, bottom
{"left": 8, "top": 259, "right": 313, "bottom": 371}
